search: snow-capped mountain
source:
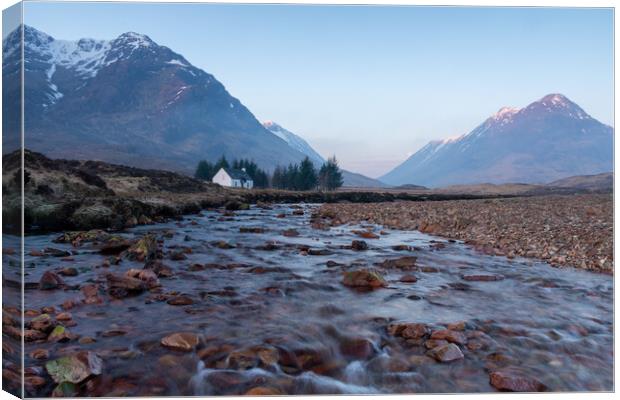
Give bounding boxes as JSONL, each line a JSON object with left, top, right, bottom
{"left": 381, "top": 94, "right": 613, "bottom": 187}
{"left": 262, "top": 121, "right": 326, "bottom": 166}
{"left": 262, "top": 121, "right": 387, "bottom": 187}
{"left": 2, "top": 25, "right": 310, "bottom": 172}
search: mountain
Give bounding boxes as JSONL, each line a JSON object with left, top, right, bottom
{"left": 262, "top": 121, "right": 388, "bottom": 188}
{"left": 2, "top": 25, "right": 310, "bottom": 172}
{"left": 381, "top": 94, "right": 613, "bottom": 187}
{"left": 262, "top": 121, "right": 325, "bottom": 166}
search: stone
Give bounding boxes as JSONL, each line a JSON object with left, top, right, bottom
{"left": 462, "top": 274, "right": 505, "bottom": 282}
{"left": 29, "top": 314, "right": 55, "bottom": 333}
{"left": 399, "top": 274, "right": 418, "bottom": 283}
{"left": 282, "top": 229, "right": 300, "bottom": 237}
{"left": 244, "top": 387, "right": 283, "bottom": 395}
{"left": 30, "top": 348, "right": 50, "bottom": 360}
{"left": 354, "top": 230, "right": 379, "bottom": 239}
{"left": 52, "top": 382, "right": 78, "bottom": 397}
{"left": 379, "top": 256, "right": 417, "bottom": 269}
{"left": 427, "top": 343, "right": 464, "bottom": 362}
{"left": 45, "top": 351, "right": 103, "bottom": 384}
{"left": 58, "top": 267, "right": 79, "bottom": 277}
{"left": 342, "top": 270, "right": 387, "bottom": 289}
{"left": 339, "top": 337, "right": 375, "bottom": 359}
{"left": 161, "top": 332, "right": 199, "bottom": 352}
{"left": 398, "top": 323, "right": 430, "bottom": 340}
{"left": 48, "top": 326, "right": 72, "bottom": 342}
{"left": 430, "top": 329, "right": 467, "bottom": 345}
{"left": 126, "top": 235, "right": 157, "bottom": 262}
{"left": 240, "top": 227, "right": 266, "bottom": 233}
{"left": 489, "top": 368, "right": 546, "bottom": 392}
{"left": 167, "top": 296, "right": 194, "bottom": 306}
{"left": 424, "top": 339, "right": 449, "bottom": 349}
{"left": 106, "top": 273, "right": 146, "bottom": 297}
{"left": 39, "top": 271, "right": 63, "bottom": 290}
{"left": 351, "top": 240, "right": 368, "bottom": 251}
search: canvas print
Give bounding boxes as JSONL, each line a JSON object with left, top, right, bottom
{"left": 1, "top": 1, "right": 614, "bottom": 397}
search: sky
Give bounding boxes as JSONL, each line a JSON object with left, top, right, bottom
{"left": 12, "top": 2, "right": 615, "bottom": 178}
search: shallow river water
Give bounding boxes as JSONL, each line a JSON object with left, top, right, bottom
{"left": 2, "top": 204, "right": 614, "bottom": 396}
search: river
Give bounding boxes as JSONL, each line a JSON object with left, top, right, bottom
{"left": 2, "top": 203, "right": 613, "bottom": 396}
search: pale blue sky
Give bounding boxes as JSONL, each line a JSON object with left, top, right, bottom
{"left": 16, "top": 2, "right": 615, "bottom": 177}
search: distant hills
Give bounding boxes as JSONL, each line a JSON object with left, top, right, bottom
{"left": 1, "top": 25, "right": 382, "bottom": 187}
{"left": 381, "top": 94, "right": 613, "bottom": 187}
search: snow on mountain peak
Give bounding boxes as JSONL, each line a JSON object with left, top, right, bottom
{"left": 491, "top": 106, "right": 520, "bottom": 121}
{"left": 262, "top": 120, "right": 281, "bottom": 130}
{"left": 114, "top": 32, "right": 155, "bottom": 49}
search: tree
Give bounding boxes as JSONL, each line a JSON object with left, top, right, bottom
{"left": 271, "top": 166, "right": 286, "bottom": 189}
{"left": 215, "top": 155, "right": 229, "bottom": 170}
{"left": 318, "top": 156, "right": 344, "bottom": 191}
{"left": 298, "top": 157, "right": 318, "bottom": 190}
{"left": 194, "top": 160, "right": 215, "bottom": 180}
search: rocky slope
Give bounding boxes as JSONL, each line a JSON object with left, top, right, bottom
{"left": 381, "top": 94, "right": 613, "bottom": 187}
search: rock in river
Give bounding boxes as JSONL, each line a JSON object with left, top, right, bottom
{"left": 351, "top": 240, "right": 369, "bottom": 251}
{"left": 489, "top": 368, "right": 546, "bottom": 392}
{"left": 427, "top": 343, "right": 464, "bottom": 362}
{"left": 161, "top": 332, "right": 200, "bottom": 352}
{"left": 342, "top": 270, "right": 387, "bottom": 289}
{"left": 39, "top": 271, "right": 63, "bottom": 290}
{"left": 45, "top": 351, "right": 103, "bottom": 383}
{"left": 462, "top": 274, "right": 505, "bottom": 282}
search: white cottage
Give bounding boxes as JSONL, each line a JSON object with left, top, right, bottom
{"left": 212, "top": 167, "right": 254, "bottom": 189}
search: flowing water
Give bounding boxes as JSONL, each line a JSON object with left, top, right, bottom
{"left": 2, "top": 204, "right": 614, "bottom": 396}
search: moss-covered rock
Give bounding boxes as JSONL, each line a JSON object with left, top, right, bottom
{"left": 45, "top": 351, "right": 103, "bottom": 384}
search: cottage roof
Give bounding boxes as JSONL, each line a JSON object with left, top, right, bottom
{"left": 223, "top": 167, "right": 252, "bottom": 181}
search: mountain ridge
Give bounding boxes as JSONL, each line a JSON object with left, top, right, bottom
{"left": 380, "top": 93, "right": 613, "bottom": 187}
{"left": 2, "top": 26, "right": 313, "bottom": 175}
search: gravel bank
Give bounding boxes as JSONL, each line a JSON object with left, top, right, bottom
{"left": 319, "top": 194, "right": 613, "bottom": 273}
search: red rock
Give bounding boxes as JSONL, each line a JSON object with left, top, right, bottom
{"left": 400, "top": 323, "right": 430, "bottom": 340}
{"left": 244, "top": 387, "right": 283, "bottom": 396}
{"left": 489, "top": 368, "right": 546, "bottom": 392}
{"left": 29, "top": 314, "right": 55, "bottom": 333}
{"left": 30, "top": 348, "right": 50, "bottom": 360}
{"left": 427, "top": 343, "right": 464, "bottom": 362}
{"left": 342, "top": 270, "right": 387, "bottom": 289}
{"left": 167, "top": 296, "right": 194, "bottom": 306}
{"left": 424, "top": 339, "right": 448, "bottom": 349}
{"left": 282, "top": 229, "right": 299, "bottom": 237}
{"left": 430, "top": 329, "right": 467, "bottom": 345}
{"left": 339, "top": 337, "right": 375, "bottom": 359}
{"left": 399, "top": 274, "right": 417, "bottom": 283}
{"left": 39, "top": 271, "right": 63, "bottom": 290}
{"left": 59, "top": 267, "right": 79, "bottom": 277}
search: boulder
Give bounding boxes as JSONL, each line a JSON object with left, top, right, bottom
{"left": 351, "top": 240, "right": 368, "bottom": 251}
{"left": 489, "top": 368, "right": 546, "bottom": 392}
{"left": 427, "top": 343, "right": 464, "bottom": 362}
{"left": 126, "top": 235, "right": 157, "bottom": 262}
{"left": 430, "top": 329, "right": 467, "bottom": 345}
{"left": 39, "top": 271, "right": 63, "bottom": 290}
{"left": 161, "top": 332, "right": 200, "bottom": 352}
{"left": 45, "top": 351, "right": 103, "bottom": 383}
{"left": 342, "top": 270, "right": 387, "bottom": 289}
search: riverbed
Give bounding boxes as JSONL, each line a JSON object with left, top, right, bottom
{"left": 2, "top": 204, "right": 613, "bottom": 396}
